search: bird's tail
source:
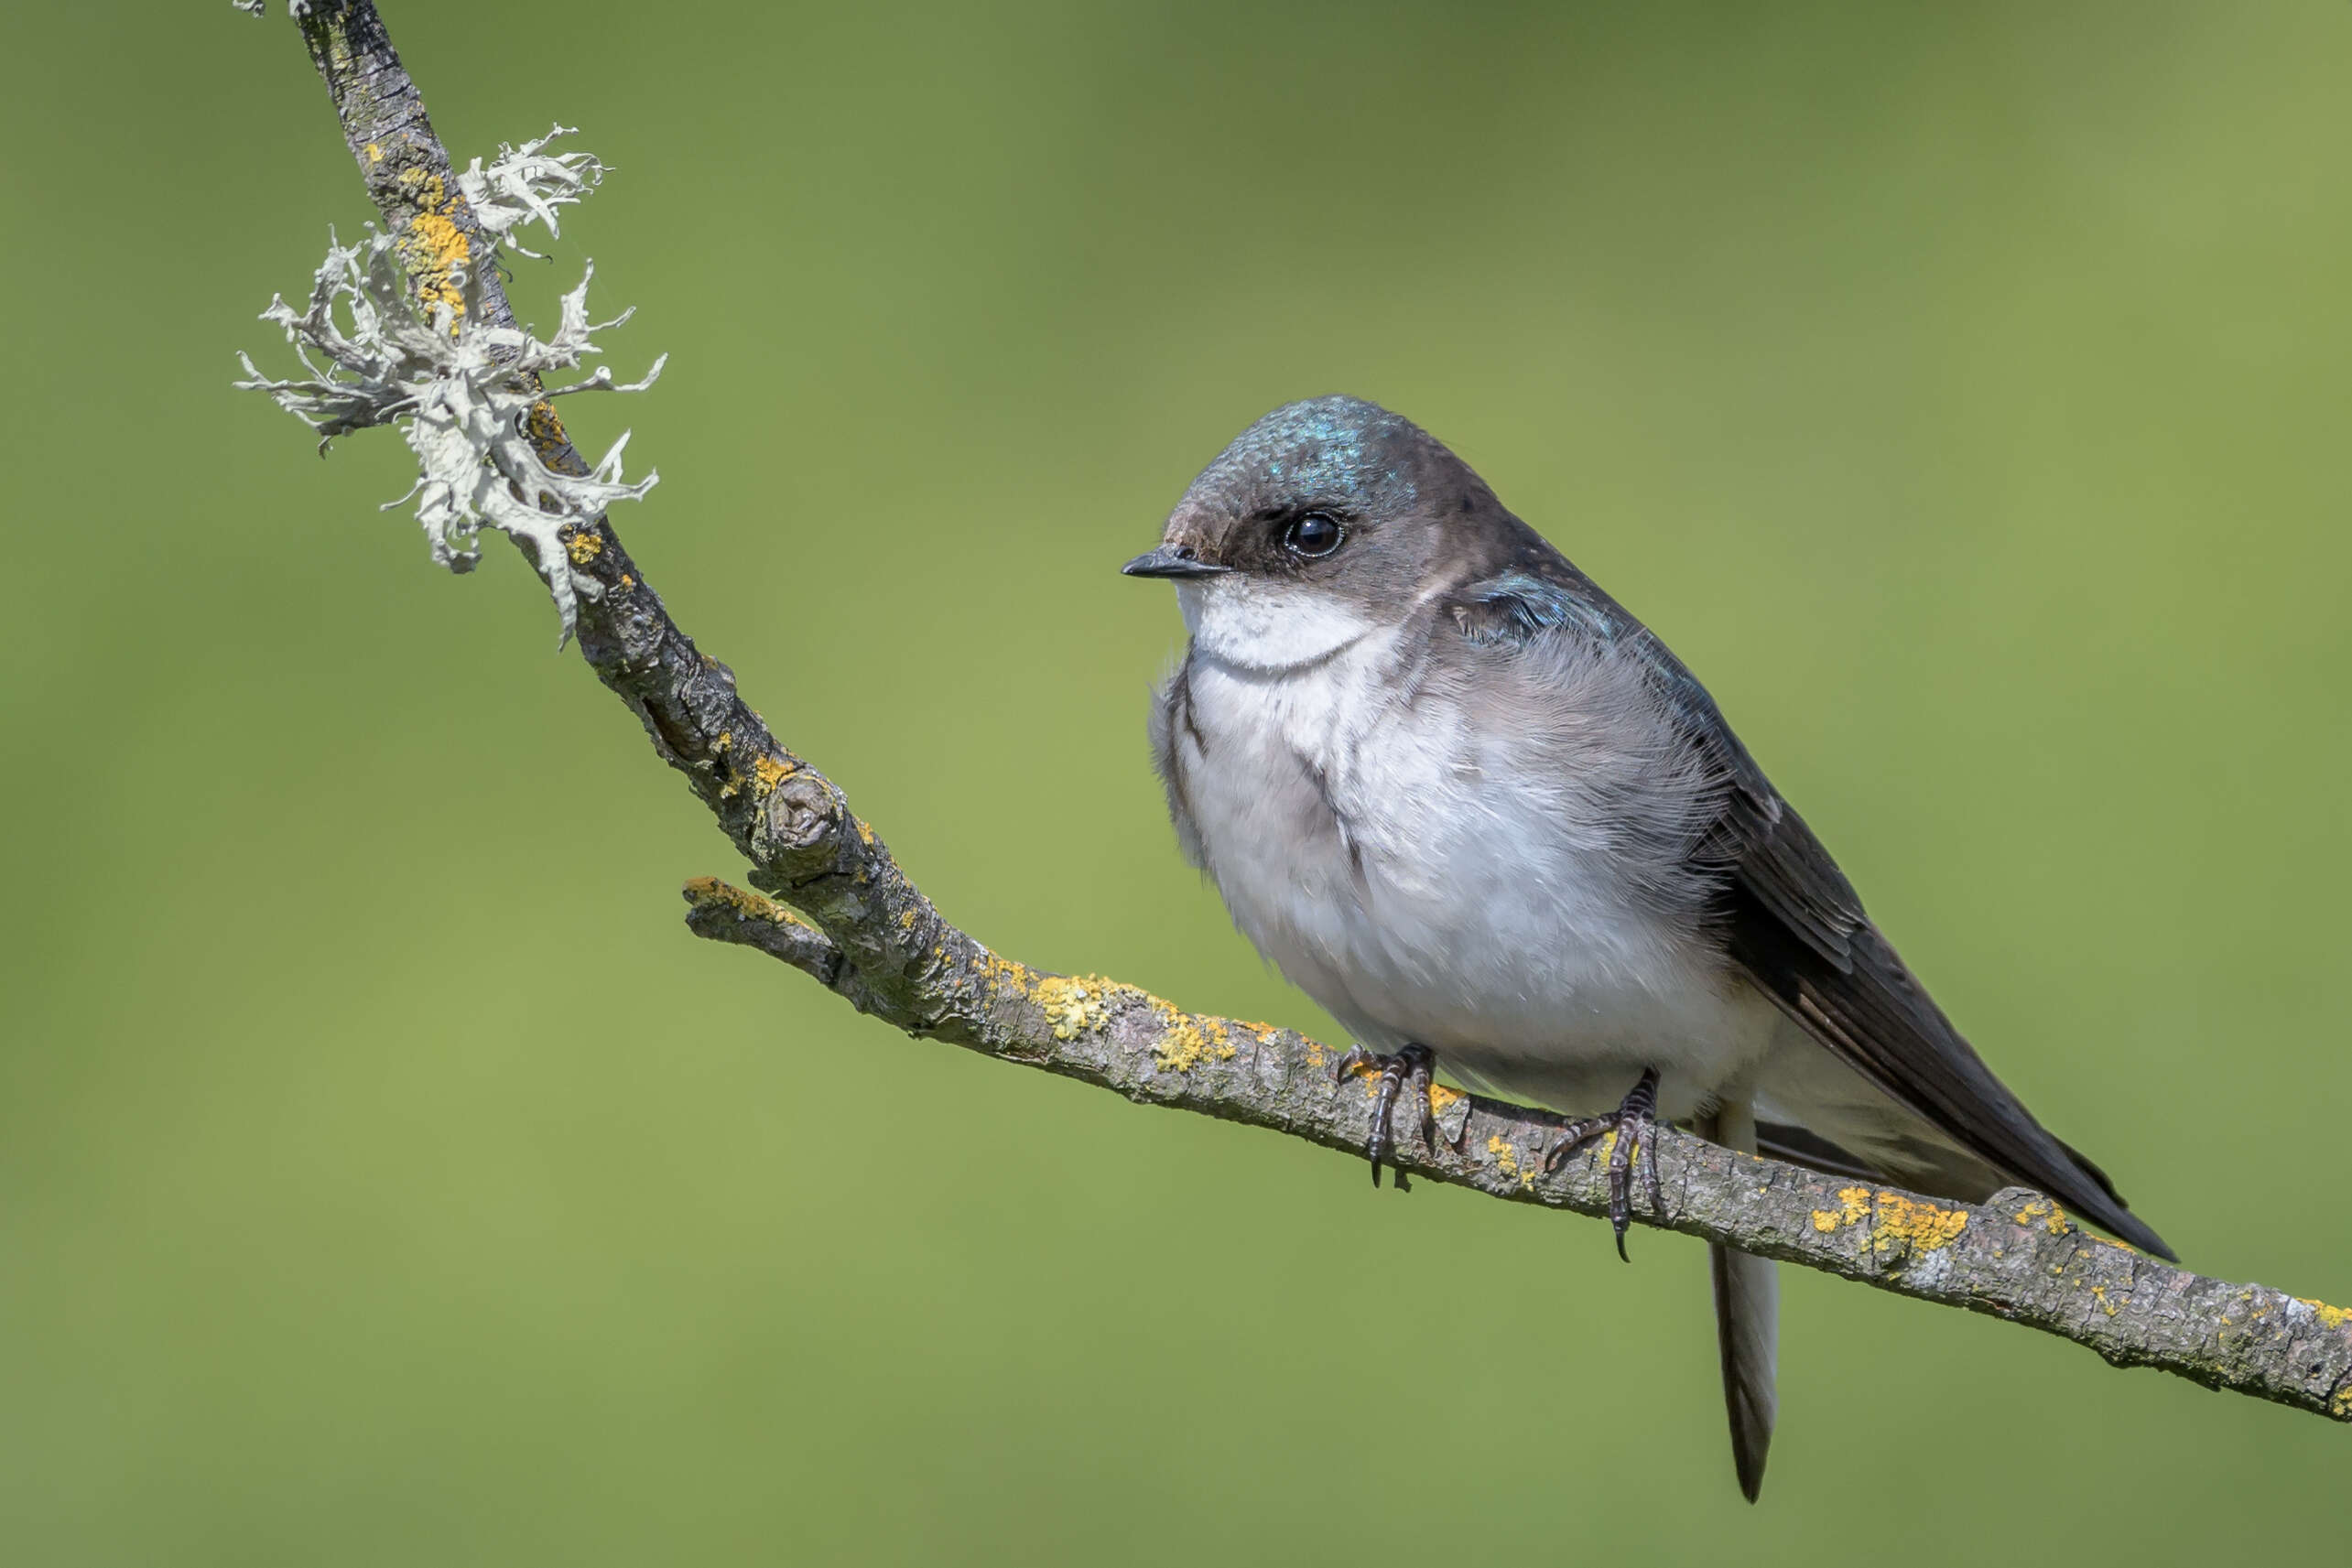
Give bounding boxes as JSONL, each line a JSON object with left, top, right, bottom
{"left": 1706, "top": 1097, "right": 1779, "bottom": 1503}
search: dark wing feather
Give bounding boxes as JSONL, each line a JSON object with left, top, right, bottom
{"left": 1754, "top": 1121, "right": 1884, "bottom": 1184}
{"left": 1457, "top": 560, "right": 2174, "bottom": 1260}
{"left": 1718, "top": 793, "right": 2171, "bottom": 1259}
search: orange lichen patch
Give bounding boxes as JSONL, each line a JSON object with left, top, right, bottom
{"left": 1870, "top": 1192, "right": 1968, "bottom": 1255}
{"left": 971, "top": 966, "right": 1123, "bottom": 1054}
{"left": 1035, "top": 975, "right": 1110, "bottom": 1042}
{"left": 366, "top": 142, "right": 384, "bottom": 163}
{"left": 2090, "top": 1284, "right": 2119, "bottom": 1318}
{"left": 2012, "top": 1198, "right": 2072, "bottom": 1236}
{"left": 2296, "top": 1298, "right": 2352, "bottom": 1332}
{"left": 617, "top": 573, "right": 635, "bottom": 589}
{"left": 750, "top": 755, "right": 795, "bottom": 797}
{"left": 1485, "top": 1134, "right": 1538, "bottom": 1191}
{"left": 525, "top": 400, "right": 572, "bottom": 458}
{"left": 953, "top": 954, "right": 1244, "bottom": 1070}
{"left": 898, "top": 908, "right": 920, "bottom": 931}
{"left": 1155, "top": 1010, "right": 1212, "bottom": 1073}
{"left": 712, "top": 731, "right": 732, "bottom": 754}
{"left": 854, "top": 817, "right": 876, "bottom": 847}
{"left": 1343, "top": 1067, "right": 1454, "bottom": 1106}
{"left": 1339, "top": 1067, "right": 1458, "bottom": 1107}
{"left": 680, "top": 875, "right": 809, "bottom": 927}
{"left": 1812, "top": 1186, "right": 1873, "bottom": 1233}
{"left": 1809, "top": 1187, "right": 1966, "bottom": 1254}
{"left": 408, "top": 223, "right": 468, "bottom": 316}
{"left": 393, "top": 168, "right": 471, "bottom": 320}
{"left": 565, "top": 529, "right": 604, "bottom": 566}
{"left": 970, "top": 950, "right": 1044, "bottom": 1005}
{"left": 1333, "top": 1054, "right": 1390, "bottom": 1097}
{"left": 405, "top": 221, "right": 468, "bottom": 311}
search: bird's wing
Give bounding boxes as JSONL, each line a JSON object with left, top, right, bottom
{"left": 1455, "top": 563, "right": 2174, "bottom": 1260}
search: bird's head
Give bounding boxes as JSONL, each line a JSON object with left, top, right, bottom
{"left": 1123, "top": 395, "right": 1511, "bottom": 669}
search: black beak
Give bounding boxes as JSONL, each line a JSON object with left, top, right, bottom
{"left": 1121, "top": 545, "right": 1230, "bottom": 580}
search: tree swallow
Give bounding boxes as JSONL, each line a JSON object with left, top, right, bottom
{"left": 1124, "top": 395, "right": 2172, "bottom": 1501}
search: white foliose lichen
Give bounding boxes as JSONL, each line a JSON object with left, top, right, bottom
{"left": 456, "top": 124, "right": 605, "bottom": 261}
{"left": 236, "top": 129, "right": 663, "bottom": 644}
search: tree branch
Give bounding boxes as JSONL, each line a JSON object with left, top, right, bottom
{"left": 264, "top": 0, "right": 2352, "bottom": 1428}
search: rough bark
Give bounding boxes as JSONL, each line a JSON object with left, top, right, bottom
{"left": 269, "top": 0, "right": 2352, "bottom": 1428}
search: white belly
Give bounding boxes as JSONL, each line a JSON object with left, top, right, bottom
{"left": 1167, "top": 631, "right": 1781, "bottom": 1120}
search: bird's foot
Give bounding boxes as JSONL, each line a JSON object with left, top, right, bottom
{"left": 1545, "top": 1067, "right": 1666, "bottom": 1260}
{"left": 1334, "top": 1044, "right": 1437, "bottom": 1191}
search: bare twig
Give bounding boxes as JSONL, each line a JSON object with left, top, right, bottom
{"left": 257, "top": 0, "right": 2352, "bottom": 1427}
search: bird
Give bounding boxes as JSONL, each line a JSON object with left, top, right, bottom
{"left": 1122, "top": 394, "right": 2173, "bottom": 1503}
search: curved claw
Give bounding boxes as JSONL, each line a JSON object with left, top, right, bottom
{"left": 1337, "top": 1044, "right": 1438, "bottom": 1190}
{"left": 1544, "top": 1067, "right": 1665, "bottom": 1260}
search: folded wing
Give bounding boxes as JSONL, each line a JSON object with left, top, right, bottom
{"left": 1458, "top": 561, "right": 2173, "bottom": 1260}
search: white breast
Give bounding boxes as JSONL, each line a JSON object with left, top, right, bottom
{"left": 1156, "top": 579, "right": 1784, "bottom": 1119}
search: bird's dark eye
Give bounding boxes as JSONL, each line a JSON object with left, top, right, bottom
{"left": 1283, "top": 512, "right": 1345, "bottom": 558}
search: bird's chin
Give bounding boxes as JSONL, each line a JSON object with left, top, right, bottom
{"left": 1177, "top": 576, "right": 1377, "bottom": 671}
{"left": 1174, "top": 579, "right": 1213, "bottom": 638}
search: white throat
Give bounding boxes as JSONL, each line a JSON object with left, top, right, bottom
{"left": 1175, "top": 577, "right": 1378, "bottom": 672}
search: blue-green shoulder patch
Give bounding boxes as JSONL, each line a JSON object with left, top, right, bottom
{"left": 1453, "top": 570, "right": 1619, "bottom": 645}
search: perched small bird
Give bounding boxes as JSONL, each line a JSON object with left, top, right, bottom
{"left": 1125, "top": 395, "right": 2172, "bottom": 1502}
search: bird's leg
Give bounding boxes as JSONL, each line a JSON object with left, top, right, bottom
{"left": 1332, "top": 1044, "right": 1437, "bottom": 1191}
{"left": 1545, "top": 1067, "right": 1666, "bottom": 1260}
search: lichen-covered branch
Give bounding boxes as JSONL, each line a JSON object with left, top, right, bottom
{"left": 254, "top": 0, "right": 2352, "bottom": 1428}
{"left": 680, "top": 871, "right": 2352, "bottom": 1425}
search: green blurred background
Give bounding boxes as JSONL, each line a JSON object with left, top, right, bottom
{"left": 4, "top": 1, "right": 2347, "bottom": 1561}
